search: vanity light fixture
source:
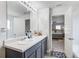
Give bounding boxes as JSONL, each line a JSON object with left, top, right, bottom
{"left": 19, "top": 1, "right": 37, "bottom": 14}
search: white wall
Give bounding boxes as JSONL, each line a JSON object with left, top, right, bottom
{"left": 14, "top": 14, "right": 30, "bottom": 37}
{"left": 30, "top": 12, "right": 38, "bottom": 33}
{"left": 38, "top": 8, "right": 49, "bottom": 35}
{"left": 38, "top": 8, "right": 50, "bottom": 52}
{"left": 0, "top": 2, "right": 6, "bottom": 58}
{"left": 21, "top": 13, "right": 30, "bottom": 19}
{"left": 52, "top": 15, "right": 64, "bottom": 23}
{"left": 30, "top": 8, "right": 53, "bottom": 53}
{"left": 0, "top": 2, "right": 7, "bottom": 40}
{"left": 14, "top": 17, "right": 25, "bottom": 37}
{"left": 52, "top": 6, "right": 69, "bottom": 16}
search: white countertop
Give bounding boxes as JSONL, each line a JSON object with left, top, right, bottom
{"left": 4, "top": 35, "right": 47, "bottom": 52}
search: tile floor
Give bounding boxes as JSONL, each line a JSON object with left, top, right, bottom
{"left": 52, "top": 39, "right": 64, "bottom": 52}
{"left": 44, "top": 55, "right": 57, "bottom": 58}
{"left": 45, "top": 39, "right": 65, "bottom": 58}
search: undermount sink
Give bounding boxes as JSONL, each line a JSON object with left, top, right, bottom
{"left": 16, "top": 41, "right": 27, "bottom": 45}
{"left": 15, "top": 36, "right": 39, "bottom": 46}
{"left": 16, "top": 39, "right": 34, "bottom": 45}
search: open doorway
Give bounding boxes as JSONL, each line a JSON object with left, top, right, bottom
{"left": 25, "top": 19, "right": 30, "bottom": 32}
{"left": 52, "top": 15, "right": 65, "bottom": 57}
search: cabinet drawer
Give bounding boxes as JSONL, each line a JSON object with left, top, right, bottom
{"left": 28, "top": 52, "right": 35, "bottom": 58}
{"left": 36, "top": 45, "right": 42, "bottom": 58}
{"left": 25, "top": 45, "right": 35, "bottom": 57}
{"left": 25, "top": 42, "right": 41, "bottom": 58}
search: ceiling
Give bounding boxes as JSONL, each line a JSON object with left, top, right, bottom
{"left": 7, "top": 1, "right": 79, "bottom": 16}
{"left": 27, "top": 1, "right": 79, "bottom": 10}
{"left": 29, "top": 1, "right": 64, "bottom": 9}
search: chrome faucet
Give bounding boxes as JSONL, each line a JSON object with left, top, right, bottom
{"left": 27, "top": 31, "right": 32, "bottom": 39}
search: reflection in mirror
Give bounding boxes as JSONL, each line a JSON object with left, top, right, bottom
{"left": 7, "top": 1, "right": 30, "bottom": 39}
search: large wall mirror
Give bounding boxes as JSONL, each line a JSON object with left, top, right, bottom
{"left": 7, "top": 1, "right": 30, "bottom": 39}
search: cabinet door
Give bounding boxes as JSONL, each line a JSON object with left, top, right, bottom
{"left": 28, "top": 52, "right": 35, "bottom": 58}
{"left": 36, "top": 46, "right": 42, "bottom": 58}
{"left": 44, "top": 37, "right": 47, "bottom": 54}
{"left": 24, "top": 45, "right": 35, "bottom": 58}
{"left": 41, "top": 37, "right": 47, "bottom": 57}
{"left": 5, "top": 48, "right": 24, "bottom": 58}
{"left": 41, "top": 40, "right": 45, "bottom": 58}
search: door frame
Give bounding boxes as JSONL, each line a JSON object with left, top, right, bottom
{"left": 51, "top": 7, "right": 73, "bottom": 58}
{"left": 52, "top": 14, "right": 65, "bottom": 51}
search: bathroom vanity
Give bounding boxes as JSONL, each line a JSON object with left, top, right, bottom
{"left": 4, "top": 35, "right": 47, "bottom": 58}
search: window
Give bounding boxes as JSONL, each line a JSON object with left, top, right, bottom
{"left": 7, "top": 20, "right": 10, "bottom": 30}
{"left": 56, "top": 25, "right": 61, "bottom": 30}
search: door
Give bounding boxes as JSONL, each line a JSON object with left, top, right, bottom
{"left": 25, "top": 20, "right": 30, "bottom": 32}
{"left": 64, "top": 7, "right": 73, "bottom": 58}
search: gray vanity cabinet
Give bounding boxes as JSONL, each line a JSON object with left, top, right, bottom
{"left": 28, "top": 52, "right": 35, "bottom": 58}
{"left": 44, "top": 37, "right": 47, "bottom": 54}
{"left": 41, "top": 37, "right": 47, "bottom": 57}
{"left": 5, "top": 37, "right": 47, "bottom": 58}
{"left": 5, "top": 48, "right": 25, "bottom": 58}
{"left": 24, "top": 42, "right": 42, "bottom": 58}
{"left": 24, "top": 46, "right": 36, "bottom": 58}
{"left": 41, "top": 39, "right": 45, "bottom": 57}
{"left": 35, "top": 42, "right": 42, "bottom": 58}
